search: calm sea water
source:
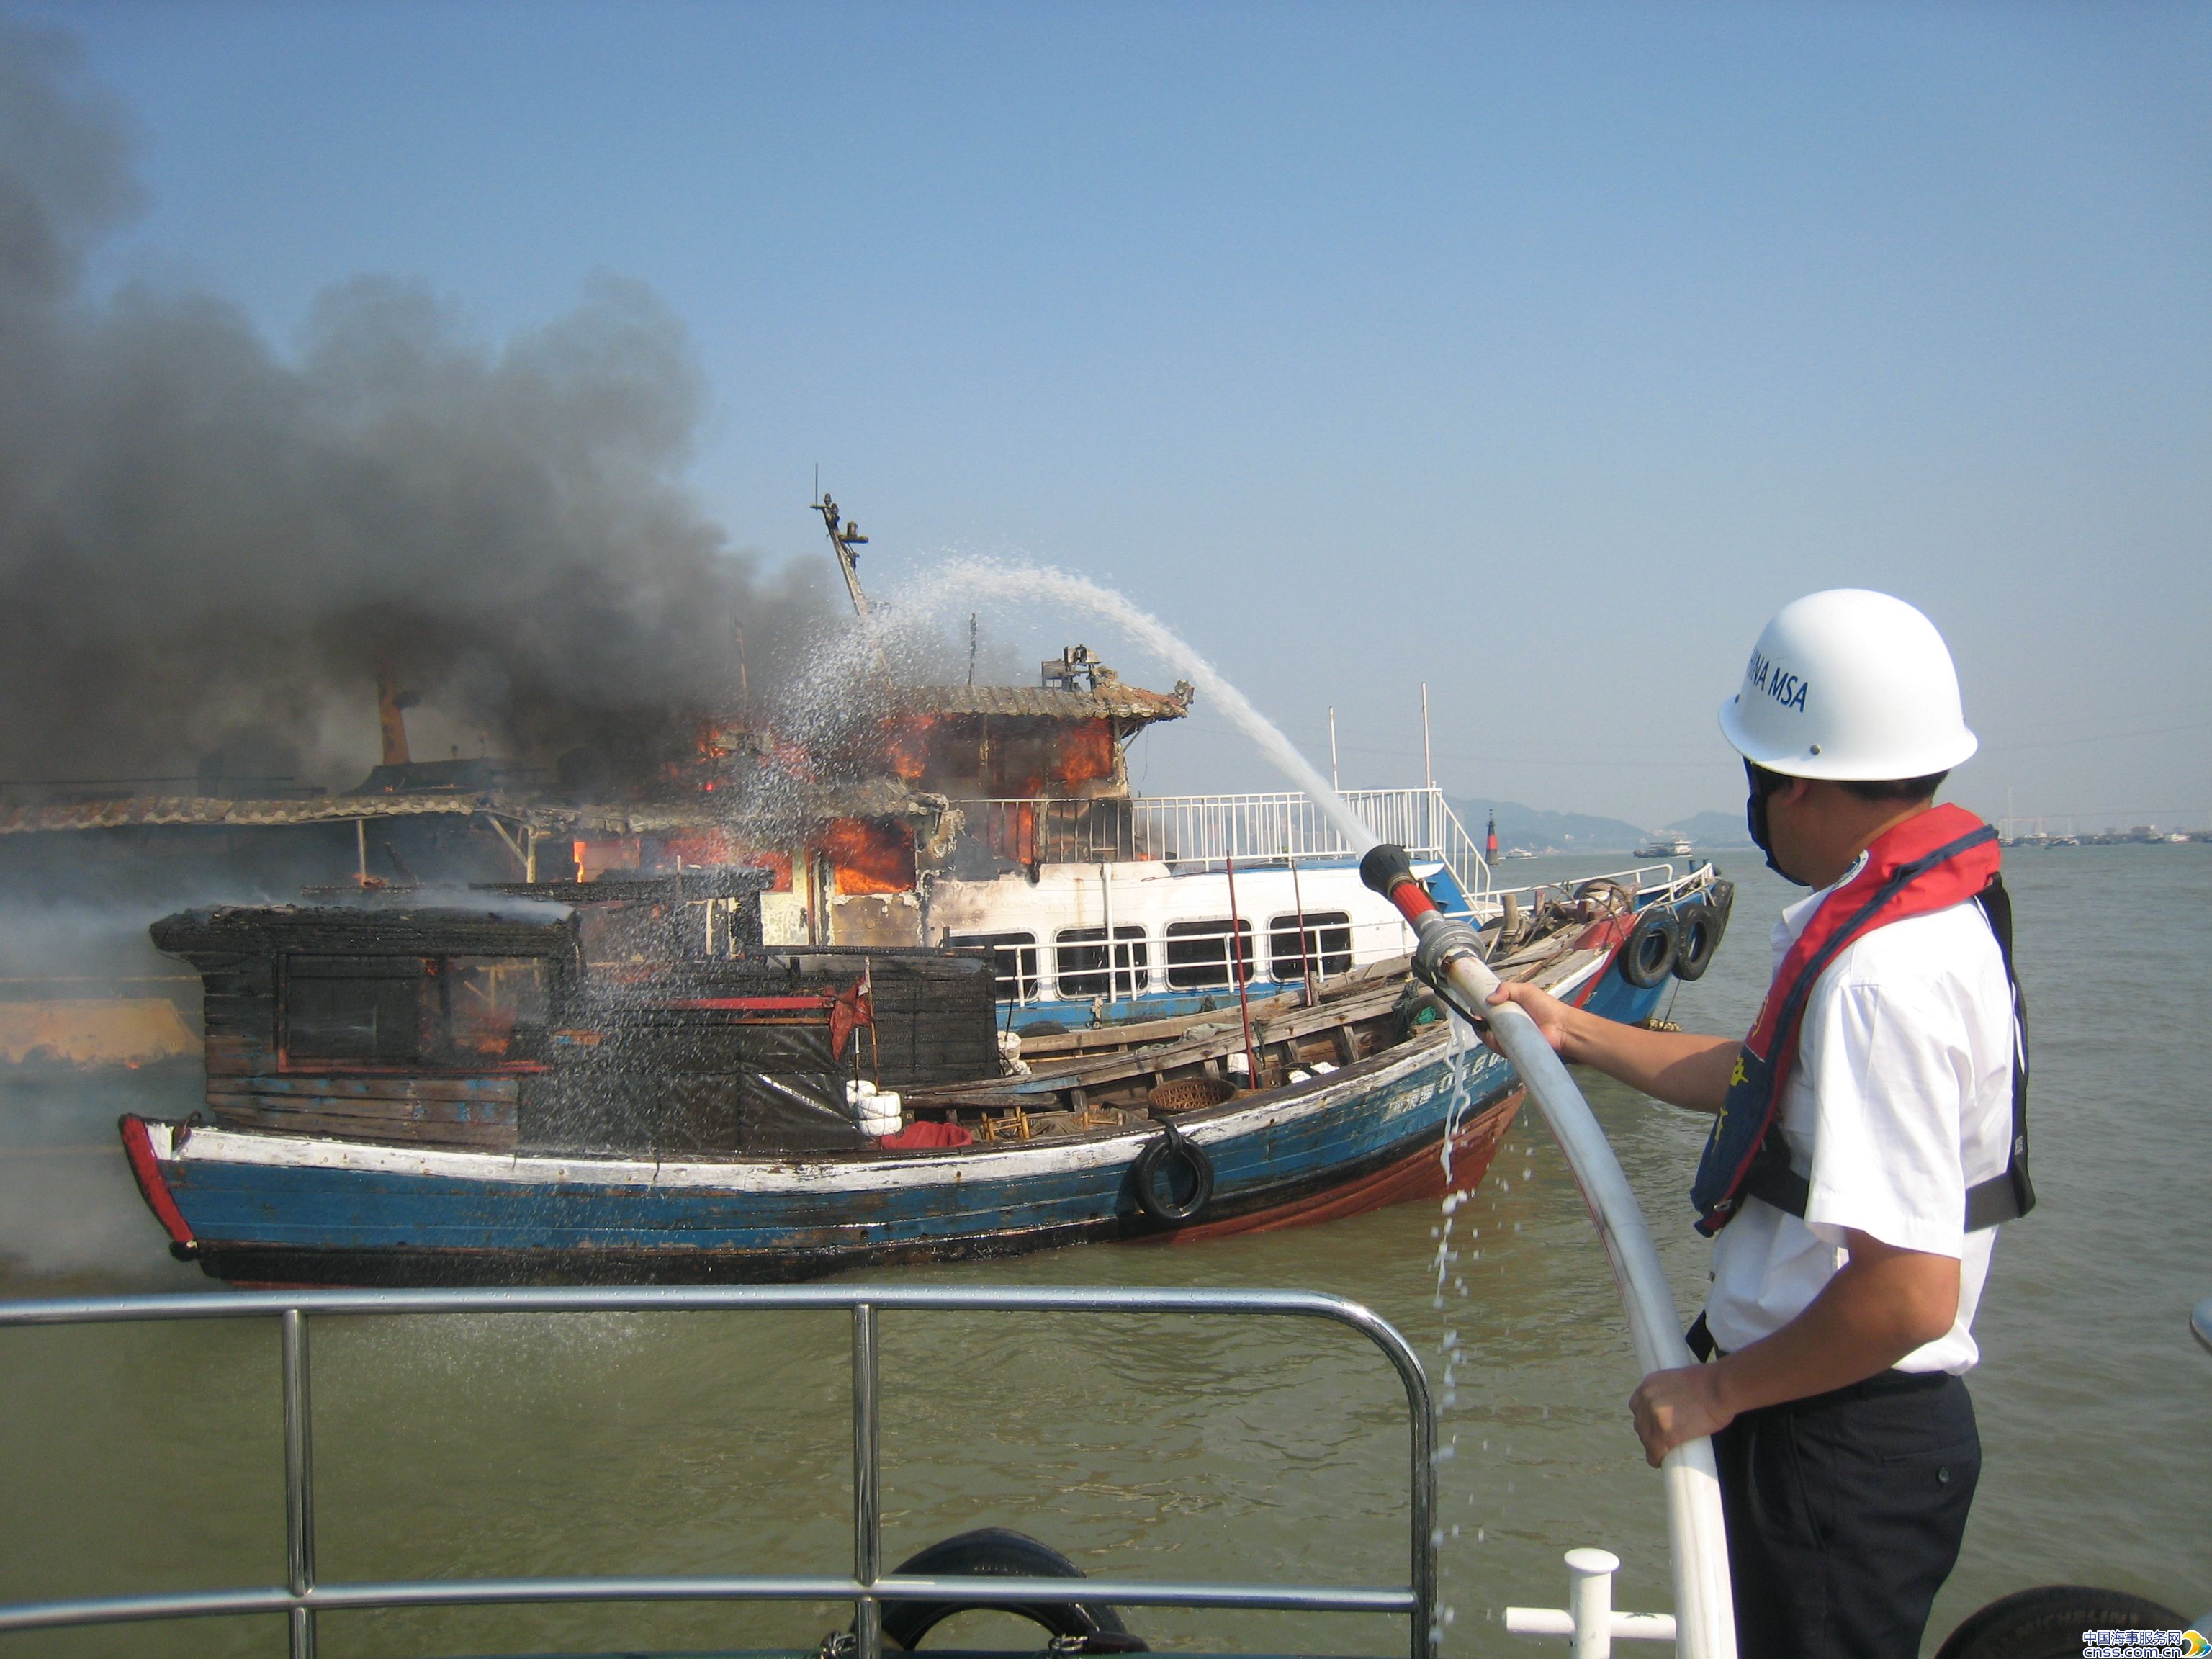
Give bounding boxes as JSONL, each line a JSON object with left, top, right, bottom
{"left": 1, "top": 845, "right": 2206, "bottom": 1655}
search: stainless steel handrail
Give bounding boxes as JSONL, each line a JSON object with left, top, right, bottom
{"left": 951, "top": 786, "right": 1494, "bottom": 899}
{"left": 0, "top": 1284, "right": 1438, "bottom": 1659}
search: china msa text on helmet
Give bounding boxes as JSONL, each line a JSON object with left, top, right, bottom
{"left": 1718, "top": 588, "right": 1977, "bottom": 782}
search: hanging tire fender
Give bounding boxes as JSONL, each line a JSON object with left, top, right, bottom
{"left": 1670, "top": 900, "right": 1719, "bottom": 981}
{"left": 1671, "top": 878, "right": 1735, "bottom": 984}
{"left": 1617, "top": 905, "right": 1682, "bottom": 989}
{"left": 1130, "top": 1117, "right": 1215, "bottom": 1224}
{"left": 876, "top": 1526, "right": 1149, "bottom": 1651}
{"left": 1933, "top": 1584, "right": 2188, "bottom": 1659}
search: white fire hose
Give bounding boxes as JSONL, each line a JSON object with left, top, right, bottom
{"left": 1363, "top": 847, "right": 1737, "bottom": 1659}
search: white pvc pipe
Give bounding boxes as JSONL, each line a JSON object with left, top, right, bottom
{"left": 1568, "top": 1547, "right": 1617, "bottom": 1659}
{"left": 1505, "top": 1607, "right": 1678, "bottom": 1645}
{"left": 1435, "top": 945, "right": 1737, "bottom": 1659}
{"left": 1504, "top": 1545, "right": 1680, "bottom": 1648}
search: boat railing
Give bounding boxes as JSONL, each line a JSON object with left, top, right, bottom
{"left": 951, "top": 787, "right": 1493, "bottom": 897}
{"left": 0, "top": 1283, "right": 1439, "bottom": 1659}
{"left": 1483, "top": 861, "right": 1697, "bottom": 906}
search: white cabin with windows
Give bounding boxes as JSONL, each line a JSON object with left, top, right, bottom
{"left": 925, "top": 850, "right": 1462, "bottom": 1023}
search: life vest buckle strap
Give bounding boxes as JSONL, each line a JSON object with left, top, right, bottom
{"left": 1751, "top": 1160, "right": 2028, "bottom": 1233}
{"left": 1685, "top": 1311, "right": 1717, "bottom": 1362}
{"left": 1743, "top": 1155, "right": 1811, "bottom": 1221}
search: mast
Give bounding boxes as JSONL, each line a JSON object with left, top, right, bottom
{"left": 812, "top": 484, "right": 872, "bottom": 619}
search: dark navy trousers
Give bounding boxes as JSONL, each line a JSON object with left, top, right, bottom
{"left": 1713, "top": 1369, "right": 1980, "bottom": 1659}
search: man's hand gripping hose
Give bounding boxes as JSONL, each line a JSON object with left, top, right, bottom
{"left": 1359, "top": 845, "right": 1738, "bottom": 1659}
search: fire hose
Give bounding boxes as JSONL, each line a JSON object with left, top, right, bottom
{"left": 1360, "top": 844, "right": 1737, "bottom": 1659}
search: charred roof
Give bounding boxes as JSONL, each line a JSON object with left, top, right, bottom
{"left": 893, "top": 683, "right": 1192, "bottom": 722}
{"left": 0, "top": 791, "right": 736, "bottom": 838}
{"left": 149, "top": 904, "right": 581, "bottom": 961}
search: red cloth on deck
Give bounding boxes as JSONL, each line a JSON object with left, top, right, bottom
{"left": 829, "top": 981, "right": 874, "bottom": 1058}
{"left": 875, "top": 1120, "right": 973, "bottom": 1149}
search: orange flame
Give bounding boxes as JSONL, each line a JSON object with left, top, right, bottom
{"left": 880, "top": 714, "right": 937, "bottom": 783}
{"left": 817, "top": 818, "right": 915, "bottom": 894}
{"left": 1056, "top": 720, "right": 1114, "bottom": 786}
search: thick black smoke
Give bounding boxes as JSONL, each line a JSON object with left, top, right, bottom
{"left": 0, "top": 19, "right": 832, "bottom": 792}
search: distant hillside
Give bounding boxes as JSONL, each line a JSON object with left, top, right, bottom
{"left": 1438, "top": 799, "right": 1753, "bottom": 853}
{"left": 1664, "top": 809, "right": 1753, "bottom": 848}
{"left": 1447, "top": 798, "right": 1650, "bottom": 853}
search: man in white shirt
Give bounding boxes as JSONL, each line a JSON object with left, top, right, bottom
{"left": 1488, "top": 590, "right": 2026, "bottom": 1658}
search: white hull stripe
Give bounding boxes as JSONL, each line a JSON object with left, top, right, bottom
{"left": 153, "top": 1029, "right": 1511, "bottom": 1195}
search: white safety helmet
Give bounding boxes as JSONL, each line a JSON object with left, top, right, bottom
{"left": 1718, "top": 589, "right": 1977, "bottom": 781}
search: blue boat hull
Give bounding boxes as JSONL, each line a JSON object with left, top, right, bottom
{"left": 125, "top": 960, "right": 1671, "bottom": 1286}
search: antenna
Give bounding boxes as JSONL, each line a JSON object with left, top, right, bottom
{"left": 967, "top": 613, "right": 979, "bottom": 685}
{"left": 811, "top": 480, "right": 871, "bottom": 619}
{"left": 1421, "top": 683, "right": 1433, "bottom": 793}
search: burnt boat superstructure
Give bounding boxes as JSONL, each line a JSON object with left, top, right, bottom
{"left": 0, "top": 636, "right": 1201, "bottom": 1061}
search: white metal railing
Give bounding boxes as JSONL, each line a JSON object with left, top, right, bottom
{"left": 0, "top": 1285, "right": 1439, "bottom": 1659}
{"left": 953, "top": 788, "right": 1493, "bottom": 899}
{"left": 1482, "top": 863, "right": 1692, "bottom": 910}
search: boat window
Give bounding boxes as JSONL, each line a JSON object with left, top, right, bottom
{"left": 578, "top": 901, "right": 676, "bottom": 968}
{"left": 947, "top": 931, "right": 1040, "bottom": 1001}
{"left": 1268, "top": 912, "right": 1354, "bottom": 980}
{"left": 285, "top": 953, "right": 552, "bottom": 1066}
{"left": 1054, "top": 925, "right": 1149, "bottom": 998}
{"left": 1163, "top": 920, "right": 1254, "bottom": 989}
{"left": 442, "top": 958, "right": 551, "bottom": 1061}
{"left": 284, "top": 956, "right": 424, "bottom": 1063}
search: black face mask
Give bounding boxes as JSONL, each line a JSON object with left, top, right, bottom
{"left": 1744, "top": 762, "right": 1809, "bottom": 886}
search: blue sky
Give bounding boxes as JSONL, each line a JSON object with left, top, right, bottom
{"left": 19, "top": 0, "right": 2211, "bottom": 830}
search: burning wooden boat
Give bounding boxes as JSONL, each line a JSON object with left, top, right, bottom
{"left": 120, "top": 855, "right": 1731, "bottom": 1285}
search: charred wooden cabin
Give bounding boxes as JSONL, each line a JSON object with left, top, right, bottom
{"left": 148, "top": 871, "right": 999, "bottom": 1161}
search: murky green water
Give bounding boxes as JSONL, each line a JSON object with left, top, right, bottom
{"left": 1, "top": 847, "right": 2206, "bottom": 1655}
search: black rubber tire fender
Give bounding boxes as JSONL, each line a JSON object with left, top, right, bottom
{"left": 1672, "top": 880, "right": 1735, "bottom": 981}
{"left": 1670, "top": 900, "right": 1718, "bottom": 981}
{"left": 1130, "top": 1118, "right": 1215, "bottom": 1224}
{"left": 1704, "top": 876, "right": 1736, "bottom": 932}
{"left": 1617, "top": 905, "right": 1681, "bottom": 989}
{"left": 1933, "top": 1585, "right": 2188, "bottom": 1659}
{"left": 878, "top": 1526, "right": 1148, "bottom": 1651}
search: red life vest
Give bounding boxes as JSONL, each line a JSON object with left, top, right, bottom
{"left": 1689, "top": 804, "right": 2033, "bottom": 1237}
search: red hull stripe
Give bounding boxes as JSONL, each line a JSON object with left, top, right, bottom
{"left": 1571, "top": 912, "right": 1637, "bottom": 1008}
{"left": 1158, "top": 1088, "right": 1524, "bottom": 1244}
{"left": 663, "top": 997, "right": 837, "bottom": 1012}
{"left": 119, "top": 1115, "right": 195, "bottom": 1247}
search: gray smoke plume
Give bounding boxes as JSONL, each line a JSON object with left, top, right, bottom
{"left": 0, "top": 19, "right": 832, "bottom": 792}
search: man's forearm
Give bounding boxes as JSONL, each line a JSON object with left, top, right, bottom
{"left": 1707, "top": 1248, "right": 1959, "bottom": 1414}
{"left": 1557, "top": 1012, "right": 1737, "bottom": 1113}
{"left": 1629, "top": 1235, "right": 1962, "bottom": 1465}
